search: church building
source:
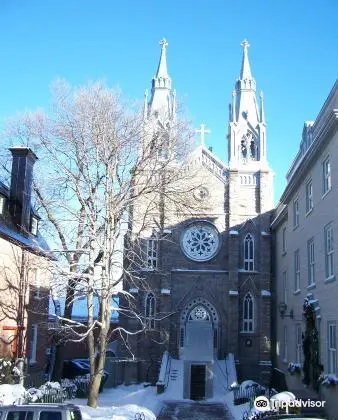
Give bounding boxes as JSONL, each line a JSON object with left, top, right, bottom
{"left": 121, "top": 39, "right": 274, "bottom": 400}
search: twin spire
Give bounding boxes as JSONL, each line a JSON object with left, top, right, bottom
{"left": 231, "top": 39, "right": 265, "bottom": 124}
{"left": 145, "top": 38, "right": 175, "bottom": 121}
{"left": 144, "top": 38, "right": 265, "bottom": 126}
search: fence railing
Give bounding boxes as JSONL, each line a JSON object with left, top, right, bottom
{"left": 25, "top": 388, "right": 66, "bottom": 404}
{"left": 233, "top": 384, "right": 266, "bottom": 405}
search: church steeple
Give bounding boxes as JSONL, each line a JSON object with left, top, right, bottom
{"left": 233, "top": 39, "right": 258, "bottom": 124}
{"left": 240, "top": 39, "right": 254, "bottom": 82}
{"left": 146, "top": 38, "right": 175, "bottom": 121}
{"left": 228, "top": 40, "right": 268, "bottom": 168}
{"left": 227, "top": 41, "right": 273, "bottom": 216}
{"left": 142, "top": 39, "right": 176, "bottom": 159}
{"left": 154, "top": 39, "right": 171, "bottom": 86}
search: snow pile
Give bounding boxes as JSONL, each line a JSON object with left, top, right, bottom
{"left": 270, "top": 391, "right": 296, "bottom": 403}
{"left": 25, "top": 387, "right": 44, "bottom": 403}
{"left": 287, "top": 362, "right": 301, "bottom": 375}
{"left": 0, "top": 384, "right": 26, "bottom": 405}
{"left": 73, "top": 384, "right": 161, "bottom": 420}
{"left": 0, "top": 358, "right": 21, "bottom": 384}
{"left": 319, "top": 373, "right": 338, "bottom": 386}
{"left": 26, "top": 381, "right": 64, "bottom": 403}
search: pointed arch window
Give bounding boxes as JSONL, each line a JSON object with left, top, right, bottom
{"left": 244, "top": 233, "right": 254, "bottom": 271}
{"left": 145, "top": 292, "right": 156, "bottom": 329}
{"left": 146, "top": 238, "right": 158, "bottom": 269}
{"left": 242, "top": 293, "right": 254, "bottom": 332}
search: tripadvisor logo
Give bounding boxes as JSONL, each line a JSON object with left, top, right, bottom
{"left": 254, "top": 396, "right": 326, "bottom": 411}
{"left": 254, "top": 396, "right": 270, "bottom": 411}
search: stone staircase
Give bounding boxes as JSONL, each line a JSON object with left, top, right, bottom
{"left": 165, "top": 358, "right": 184, "bottom": 398}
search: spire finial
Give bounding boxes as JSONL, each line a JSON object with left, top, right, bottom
{"left": 240, "top": 39, "right": 253, "bottom": 81}
{"left": 155, "top": 38, "right": 170, "bottom": 80}
{"left": 241, "top": 39, "right": 250, "bottom": 52}
{"left": 160, "top": 38, "right": 168, "bottom": 50}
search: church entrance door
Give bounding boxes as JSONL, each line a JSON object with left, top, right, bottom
{"left": 190, "top": 364, "right": 206, "bottom": 400}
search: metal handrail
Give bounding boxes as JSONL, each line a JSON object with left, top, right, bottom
{"left": 165, "top": 356, "right": 172, "bottom": 388}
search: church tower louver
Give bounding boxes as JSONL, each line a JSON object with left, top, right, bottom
{"left": 120, "top": 39, "right": 274, "bottom": 398}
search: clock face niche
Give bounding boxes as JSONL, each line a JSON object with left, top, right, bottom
{"left": 181, "top": 222, "right": 220, "bottom": 262}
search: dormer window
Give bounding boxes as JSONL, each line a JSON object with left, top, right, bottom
{"left": 0, "top": 195, "right": 5, "bottom": 215}
{"left": 31, "top": 216, "right": 38, "bottom": 236}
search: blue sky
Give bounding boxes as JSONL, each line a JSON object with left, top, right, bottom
{"left": 0, "top": 0, "right": 337, "bottom": 202}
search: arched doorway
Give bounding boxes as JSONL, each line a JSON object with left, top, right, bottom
{"left": 179, "top": 298, "right": 219, "bottom": 361}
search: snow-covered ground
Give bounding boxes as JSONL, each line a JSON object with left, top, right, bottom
{"left": 72, "top": 383, "right": 250, "bottom": 420}
{"left": 0, "top": 382, "right": 252, "bottom": 420}
{"left": 73, "top": 384, "right": 161, "bottom": 420}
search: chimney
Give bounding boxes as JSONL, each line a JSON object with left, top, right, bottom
{"left": 9, "top": 147, "right": 38, "bottom": 232}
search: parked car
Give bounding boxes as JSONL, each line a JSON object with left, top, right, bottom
{"left": 62, "top": 359, "right": 108, "bottom": 392}
{"left": 0, "top": 404, "right": 82, "bottom": 420}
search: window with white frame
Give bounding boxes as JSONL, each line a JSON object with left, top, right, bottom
{"left": 282, "top": 227, "right": 287, "bottom": 254}
{"left": 146, "top": 238, "right": 158, "bottom": 269}
{"left": 307, "top": 238, "right": 315, "bottom": 286}
{"left": 325, "top": 224, "right": 334, "bottom": 279}
{"left": 0, "top": 195, "right": 5, "bottom": 215}
{"left": 294, "top": 249, "right": 300, "bottom": 291}
{"left": 328, "top": 322, "right": 336, "bottom": 375}
{"left": 145, "top": 292, "right": 156, "bottom": 329}
{"left": 296, "top": 325, "right": 302, "bottom": 364}
{"left": 242, "top": 293, "right": 254, "bottom": 332}
{"left": 283, "top": 325, "right": 288, "bottom": 362}
{"left": 244, "top": 234, "right": 254, "bottom": 271}
{"left": 29, "top": 324, "right": 38, "bottom": 364}
{"left": 305, "top": 179, "right": 313, "bottom": 213}
{"left": 282, "top": 271, "right": 288, "bottom": 304}
{"left": 322, "top": 156, "right": 331, "bottom": 195}
{"left": 293, "top": 198, "right": 299, "bottom": 228}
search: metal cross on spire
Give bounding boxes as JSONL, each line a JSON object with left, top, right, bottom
{"left": 195, "top": 123, "right": 211, "bottom": 146}
{"left": 241, "top": 39, "right": 250, "bottom": 51}
{"left": 160, "top": 38, "right": 168, "bottom": 49}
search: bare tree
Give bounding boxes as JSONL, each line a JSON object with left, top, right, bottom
{"left": 2, "top": 79, "right": 200, "bottom": 406}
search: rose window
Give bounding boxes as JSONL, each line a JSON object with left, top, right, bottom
{"left": 181, "top": 222, "right": 219, "bottom": 261}
{"left": 189, "top": 305, "right": 210, "bottom": 321}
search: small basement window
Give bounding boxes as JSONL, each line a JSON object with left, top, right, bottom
{"left": 31, "top": 216, "right": 38, "bottom": 236}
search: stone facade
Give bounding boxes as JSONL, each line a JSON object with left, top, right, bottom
{"left": 272, "top": 80, "right": 338, "bottom": 419}
{"left": 119, "top": 39, "right": 274, "bottom": 397}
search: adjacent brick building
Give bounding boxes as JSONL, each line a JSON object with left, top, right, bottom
{"left": 0, "top": 148, "right": 52, "bottom": 385}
